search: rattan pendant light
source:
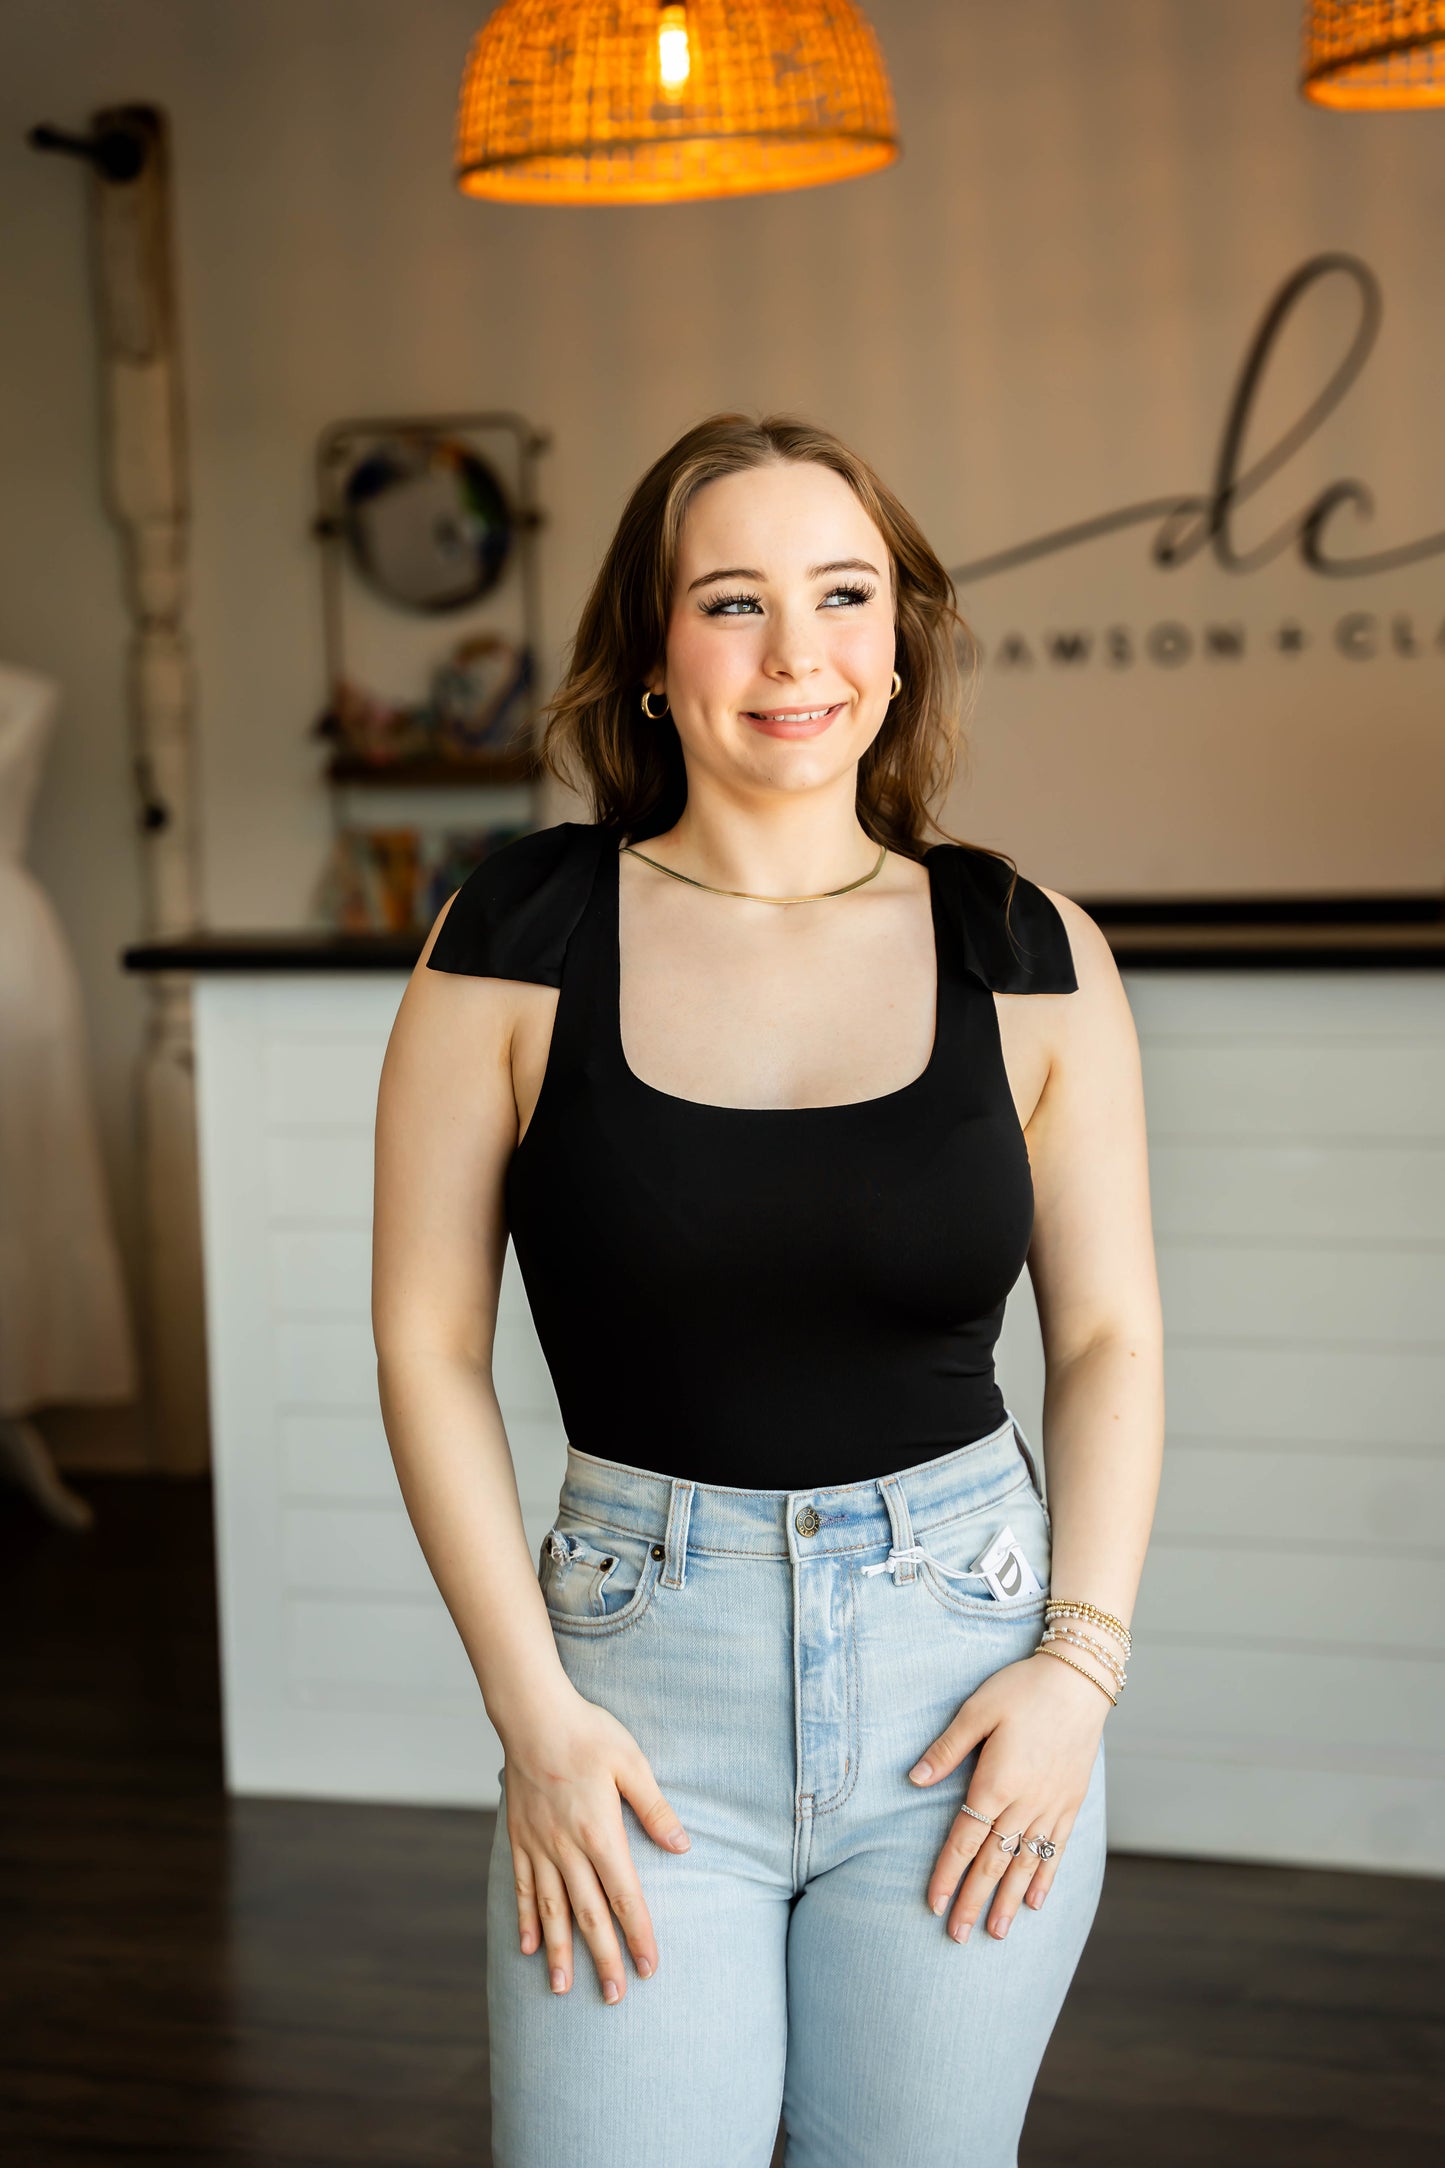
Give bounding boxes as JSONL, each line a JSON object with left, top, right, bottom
{"left": 454, "top": 0, "right": 900, "bottom": 205}
{"left": 1301, "top": 1, "right": 1445, "bottom": 107}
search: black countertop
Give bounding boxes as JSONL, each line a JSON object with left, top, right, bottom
{"left": 121, "top": 895, "right": 1445, "bottom": 974}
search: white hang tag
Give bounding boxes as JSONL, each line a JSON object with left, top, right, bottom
{"left": 972, "top": 1522, "right": 1043, "bottom": 1601}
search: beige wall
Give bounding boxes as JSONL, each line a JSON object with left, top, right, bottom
{"left": 3, "top": 0, "right": 1442, "bottom": 1464}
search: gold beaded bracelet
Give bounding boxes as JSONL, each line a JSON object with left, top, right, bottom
{"left": 1041, "top": 1622, "right": 1128, "bottom": 1686}
{"left": 1044, "top": 1598, "right": 1131, "bottom": 1651}
{"left": 1037, "top": 1598, "right": 1133, "bottom": 1707}
{"left": 1035, "top": 1642, "right": 1119, "bottom": 1706}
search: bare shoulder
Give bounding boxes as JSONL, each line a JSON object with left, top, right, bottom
{"left": 1036, "top": 884, "right": 1119, "bottom": 986}
{"left": 373, "top": 889, "right": 531, "bottom": 1364}
{"left": 1034, "top": 883, "right": 1138, "bottom": 1052}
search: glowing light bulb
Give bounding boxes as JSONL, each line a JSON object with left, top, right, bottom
{"left": 657, "top": 4, "right": 690, "bottom": 101}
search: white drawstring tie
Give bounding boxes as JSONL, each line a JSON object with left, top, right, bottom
{"left": 862, "top": 1543, "right": 983, "bottom": 1583}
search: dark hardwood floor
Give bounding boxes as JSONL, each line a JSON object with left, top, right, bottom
{"left": 1, "top": 1475, "right": 1440, "bottom": 2166}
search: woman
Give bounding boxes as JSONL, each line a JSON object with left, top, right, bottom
{"left": 373, "top": 413, "right": 1164, "bottom": 2167}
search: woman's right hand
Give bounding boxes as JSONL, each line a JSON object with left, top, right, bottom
{"left": 499, "top": 1686, "right": 692, "bottom": 2004}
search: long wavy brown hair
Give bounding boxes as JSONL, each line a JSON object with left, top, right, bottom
{"left": 536, "top": 411, "right": 999, "bottom": 870}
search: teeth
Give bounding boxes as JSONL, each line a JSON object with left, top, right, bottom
{"left": 752, "top": 705, "right": 835, "bottom": 721}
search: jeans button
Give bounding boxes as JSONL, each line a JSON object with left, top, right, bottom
{"left": 795, "top": 1505, "right": 820, "bottom": 1536}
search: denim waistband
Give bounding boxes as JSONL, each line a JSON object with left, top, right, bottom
{"left": 555, "top": 1408, "right": 1047, "bottom": 1575}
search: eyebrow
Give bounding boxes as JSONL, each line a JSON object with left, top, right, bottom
{"left": 685, "top": 557, "right": 882, "bottom": 593}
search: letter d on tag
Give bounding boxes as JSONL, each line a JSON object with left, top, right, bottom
{"left": 972, "top": 1522, "right": 1043, "bottom": 1601}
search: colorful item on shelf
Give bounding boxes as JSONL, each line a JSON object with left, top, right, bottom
{"left": 313, "top": 826, "right": 423, "bottom": 934}
{"left": 431, "top": 635, "right": 533, "bottom": 754}
{"left": 318, "top": 677, "right": 434, "bottom": 769}
{"left": 313, "top": 822, "right": 533, "bottom": 934}
{"left": 316, "top": 635, "right": 534, "bottom": 773}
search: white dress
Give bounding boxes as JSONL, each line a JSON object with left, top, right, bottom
{"left": 0, "top": 660, "right": 138, "bottom": 1419}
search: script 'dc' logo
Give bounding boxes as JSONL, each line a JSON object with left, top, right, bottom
{"left": 951, "top": 252, "right": 1444, "bottom": 588}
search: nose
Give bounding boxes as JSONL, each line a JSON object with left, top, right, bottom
{"left": 761, "top": 602, "right": 822, "bottom": 682}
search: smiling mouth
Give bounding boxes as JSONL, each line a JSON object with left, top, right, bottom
{"left": 743, "top": 702, "right": 845, "bottom": 721}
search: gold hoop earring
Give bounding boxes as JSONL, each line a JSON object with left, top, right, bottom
{"left": 888, "top": 671, "right": 902, "bottom": 701}
{"left": 641, "top": 688, "right": 669, "bottom": 719}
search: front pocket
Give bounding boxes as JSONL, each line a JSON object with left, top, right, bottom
{"left": 908, "top": 1476, "right": 1051, "bottom": 1622}
{"left": 538, "top": 1519, "right": 664, "bottom": 1635}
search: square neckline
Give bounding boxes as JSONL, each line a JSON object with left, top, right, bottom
{"left": 609, "top": 838, "right": 947, "bottom": 1118}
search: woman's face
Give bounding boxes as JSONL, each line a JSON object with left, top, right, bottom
{"left": 650, "top": 459, "right": 898, "bottom": 798}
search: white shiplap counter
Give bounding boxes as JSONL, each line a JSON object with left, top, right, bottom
{"left": 157, "top": 941, "right": 1444, "bottom": 1876}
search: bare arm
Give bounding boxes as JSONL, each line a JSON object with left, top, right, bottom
{"left": 372, "top": 897, "right": 568, "bottom": 1739}
{"left": 372, "top": 894, "right": 689, "bottom": 2004}
{"left": 908, "top": 891, "right": 1165, "bottom": 1941}
{"left": 1023, "top": 889, "right": 1166, "bottom": 1667}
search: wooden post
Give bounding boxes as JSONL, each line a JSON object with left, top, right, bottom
{"left": 88, "top": 104, "right": 209, "bottom": 1475}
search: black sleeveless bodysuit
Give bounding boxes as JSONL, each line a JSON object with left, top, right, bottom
{"left": 426, "top": 820, "right": 1078, "bottom": 1490}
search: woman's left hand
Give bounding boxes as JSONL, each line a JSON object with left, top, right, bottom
{"left": 907, "top": 1648, "right": 1110, "bottom": 1941}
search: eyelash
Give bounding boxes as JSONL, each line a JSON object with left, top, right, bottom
{"left": 700, "top": 581, "right": 876, "bottom": 618}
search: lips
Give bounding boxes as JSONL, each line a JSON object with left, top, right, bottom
{"left": 742, "top": 702, "right": 844, "bottom": 721}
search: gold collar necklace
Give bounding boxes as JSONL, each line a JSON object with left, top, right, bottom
{"left": 621, "top": 840, "right": 889, "bottom": 906}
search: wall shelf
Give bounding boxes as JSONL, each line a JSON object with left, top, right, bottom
{"left": 324, "top": 747, "right": 543, "bottom": 788}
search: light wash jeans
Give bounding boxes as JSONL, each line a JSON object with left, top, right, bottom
{"left": 487, "top": 1410, "right": 1108, "bottom": 2167}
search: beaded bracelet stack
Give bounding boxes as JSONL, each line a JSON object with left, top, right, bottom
{"left": 1034, "top": 1600, "right": 1131, "bottom": 1708}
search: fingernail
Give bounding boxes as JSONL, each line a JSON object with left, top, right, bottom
{"left": 995, "top": 1915, "right": 1011, "bottom": 1938}
{"left": 909, "top": 1760, "right": 933, "bottom": 1782}
{"left": 551, "top": 1967, "right": 566, "bottom": 1992}
{"left": 951, "top": 1921, "right": 970, "bottom": 1943}
{"left": 637, "top": 1956, "right": 654, "bottom": 1978}
{"left": 930, "top": 1893, "right": 948, "bottom": 1916}
{"left": 670, "top": 1830, "right": 691, "bottom": 1851}
{"left": 603, "top": 1980, "right": 620, "bottom": 2003}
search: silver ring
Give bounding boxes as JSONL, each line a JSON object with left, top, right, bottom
{"left": 1024, "top": 1832, "right": 1057, "bottom": 1859}
{"left": 957, "top": 1801, "right": 993, "bottom": 1827}
{"left": 994, "top": 1828, "right": 1023, "bottom": 1856}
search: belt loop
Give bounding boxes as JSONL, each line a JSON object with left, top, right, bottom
{"left": 1006, "top": 1405, "right": 1049, "bottom": 1515}
{"left": 661, "top": 1477, "right": 694, "bottom": 1590}
{"left": 877, "top": 1472, "right": 917, "bottom": 1584}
